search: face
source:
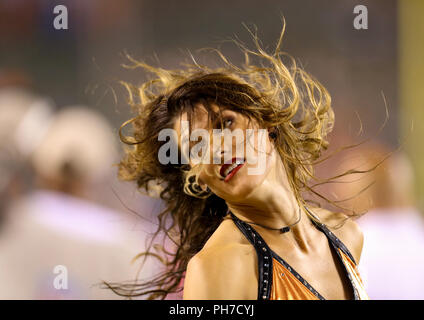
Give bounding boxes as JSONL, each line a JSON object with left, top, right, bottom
{"left": 173, "top": 102, "right": 282, "bottom": 203}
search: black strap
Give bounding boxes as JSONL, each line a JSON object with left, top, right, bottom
{"left": 230, "top": 209, "right": 360, "bottom": 300}
{"left": 304, "top": 207, "right": 357, "bottom": 265}
{"left": 229, "top": 212, "right": 273, "bottom": 300}
{"left": 307, "top": 215, "right": 360, "bottom": 300}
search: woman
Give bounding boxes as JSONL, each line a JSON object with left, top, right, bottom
{"left": 114, "top": 24, "right": 369, "bottom": 300}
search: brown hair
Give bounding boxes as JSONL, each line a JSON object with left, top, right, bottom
{"left": 105, "top": 22, "right": 364, "bottom": 299}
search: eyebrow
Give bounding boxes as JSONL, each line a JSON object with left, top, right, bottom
{"left": 187, "top": 105, "right": 233, "bottom": 132}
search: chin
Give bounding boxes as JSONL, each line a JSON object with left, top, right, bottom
{"left": 205, "top": 149, "right": 276, "bottom": 202}
{"left": 215, "top": 164, "right": 270, "bottom": 202}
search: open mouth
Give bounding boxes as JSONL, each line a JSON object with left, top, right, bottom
{"left": 220, "top": 157, "right": 245, "bottom": 182}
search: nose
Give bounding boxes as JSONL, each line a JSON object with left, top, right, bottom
{"left": 209, "top": 130, "right": 243, "bottom": 165}
{"left": 212, "top": 131, "right": 245, "bottom": 165}
{"left": 210, "top": 149, "right": 225, "bottom": 164}
{"left": 211, "top": 150, "right": 228, "bottom": 164}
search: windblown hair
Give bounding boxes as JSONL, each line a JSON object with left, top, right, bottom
{"left": 106, "top": 23, "right": 362, "bottom": 299}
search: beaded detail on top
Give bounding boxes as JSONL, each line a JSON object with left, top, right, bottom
{"left": 229, "top": 210, "right": 369, "bottom": 300}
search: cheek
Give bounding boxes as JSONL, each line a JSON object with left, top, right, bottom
{"left": 245, "top": 128, "right": 275, "bottom": 174}
{"left": 246, "top": 146, "right": 275, "bottom": 182}
{"left": 196, "top": 129, "right": 277, "bottom": 199}
{"left": 244, "top": 127, "right": 274, "bottom": 162}
{"left": 197, "top": 164, "right": 215, "bottom": 186}
{"left": 213, "top": 152, "right": 276, "bottom": 200}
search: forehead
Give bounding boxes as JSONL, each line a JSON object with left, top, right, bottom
{"left": 174, "top": 102, "right": 222, "bottom": 134}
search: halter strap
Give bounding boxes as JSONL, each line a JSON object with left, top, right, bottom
{"left": 229, "top": 209, "right": 360, "bottom": 300}
{"left": 229, "top": 211, "right": 273, "bottom": 300}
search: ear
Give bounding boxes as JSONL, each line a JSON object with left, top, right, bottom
{"left": 268, "top": 127, "right": 277, "bottom": 140}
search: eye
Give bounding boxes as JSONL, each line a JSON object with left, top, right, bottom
{"left": 222, "top": 117, "right": 234, "bottom": 128}
{"left": 213, "top": 115, "right": 234, "bottom": 129}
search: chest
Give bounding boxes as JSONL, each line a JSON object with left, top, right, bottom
{"left": 270, "top": 242, "right": 354, "bottom": 300}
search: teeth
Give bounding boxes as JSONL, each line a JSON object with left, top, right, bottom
{"left": 224, "top": 162, "right": 240, "bottom": 177}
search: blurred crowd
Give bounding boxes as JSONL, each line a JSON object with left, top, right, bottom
{"left": 0, "top": 79, "right": 161, "bottom": 299}
{"left": 1, "top": 74, "right": 424, "bottom": 300}
{"left": 0, "top": 0, "right": 421, "bottom": 302}
{"left": 0, "top": 0, "right": 421, "bottom": 300}
{"left": 1, "top": 77, "right": 424, "bottom": 300}
{"left": 325, "top": 143, "right": 424, "bottom": 299}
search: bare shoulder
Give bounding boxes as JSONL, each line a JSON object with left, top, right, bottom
{"left": 310, "top": 207, "right": 364, "bottom": 264}
{"left": 183, "top": 218, "right": 257, "bottom": 300}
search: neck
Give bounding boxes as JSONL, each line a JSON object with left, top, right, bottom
{"left": 225, "top": 160, "right": 318, "bottom": 252}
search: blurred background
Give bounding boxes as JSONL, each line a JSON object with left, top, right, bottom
{"left": 0, "top": 0, "right": 423, "bottom": 299}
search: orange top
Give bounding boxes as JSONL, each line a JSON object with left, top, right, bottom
{"left": 230, "top": 210, "right": 369, "bottom": 300}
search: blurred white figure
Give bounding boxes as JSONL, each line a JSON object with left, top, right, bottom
{"left": 358, "top": 206, "right": 424, "bottom": 300}
{"left": 0, "top": 103, "right": 157, "bottom": 299}
{"left": 0, "top": 88, "right": 54, "bottom": 216}
{"left": 334, "top": 146, "right": 424, "bottom": 299}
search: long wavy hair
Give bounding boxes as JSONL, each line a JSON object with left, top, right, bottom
{"left": 105, "top": 22, "right": 372, "bottom": 299}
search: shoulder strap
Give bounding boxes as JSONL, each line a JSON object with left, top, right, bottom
{"left": 229, "top": 211, "right": 273, "bottom": 300}
{"left": 306, "top": 212, "right": 357, "bottom": 265}
{"left": 307, "top": 215, "right": 361, "bottom": 300}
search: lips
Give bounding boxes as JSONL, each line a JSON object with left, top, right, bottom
{"left": 220, "top": 157, "right": 245, "bottom": 181}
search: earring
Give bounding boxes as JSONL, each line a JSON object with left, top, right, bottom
{"left": 184, "top": 174, "right": 212, "bottom": 199}
{"left": 268, "top": 131, "right": 277, "bottom": 140}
